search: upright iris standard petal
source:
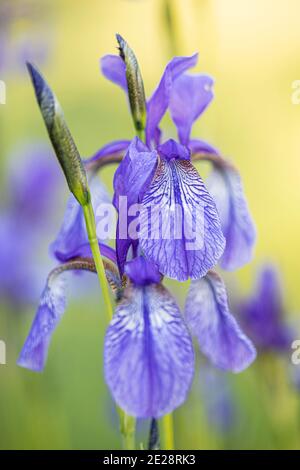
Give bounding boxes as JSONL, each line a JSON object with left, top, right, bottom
{"left": 113, "top": 137, "right": 158, "bottom": 272}
{"left": 17, "top": 274, "right": 66, "bottom": 372}
{"left": 139, "top": 145, "right": 225, "bottom": 281}
{"left": 169, "top": 74, "right": 214, "bottom": 145}
{"left": 51, "top": 179, "right": 109, "bottom": 262}
{"left": 185, "top": 271, "right": 256, "bottom": 372}
{"left": 239, "top": 265, "right": 292, "bottom": 351}
{"left": 100, "top": 54, "right": 127, "bottom": 91}
{"left": 104, "top": 283, "right": 194, "bottom": 418}
{"left": 146, "top": 54, "right": 198, "bottom": 146}
{"left": 206, "top": 161, "right": 256, "bottom": 270}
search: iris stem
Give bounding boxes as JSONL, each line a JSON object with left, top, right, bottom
{"left": 120, "top": 411, "right": 136, "bottom": 450}
{"left": 161, "top": 413, "right": 174, "bottom": 450}
{"left": 82, "top": 199, "right": 135, "bottom": 449}
{"left": 83, "top": 200, "right": 113, "bottom": 322}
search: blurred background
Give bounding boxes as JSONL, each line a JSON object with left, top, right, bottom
{"left": 0, "top": 0, "right": 300, "bottom": 450}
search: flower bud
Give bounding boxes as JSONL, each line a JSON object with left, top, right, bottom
{"left": 27, "top": 62, "right": 90, "bottom": 206}
{"left": 116, "top": 34, "right": 147, "bottom": 136}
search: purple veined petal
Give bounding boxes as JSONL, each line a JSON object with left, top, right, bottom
{"left": 169, "top": 74, "right": 214, "bottom": 145}
{"left": 239, "top": 264, "right": 292, "bottom": 351}
{"left": 17, "top": 273, "right": 66, "bottom": 372}
{"left": 57, "top": 241, "right": 117, "bottom": 264}
{"left": 157, "top": 139, "right": 190, "bottom": 161}
{"left": 84, "top": 139, "right": 130, "bottom": 170}
{"left": 100, "top": 54, "right": 127, "bottom": 91}
{"left": 125, "top": 256, "right": 161, "bottom": 286}
{"left": 185, "top": 271, "right": 256, "bottom": 372}
{"left": 139, "top": 158, "right": 225, "bottom": 281}
{"left": 104, "top": 283, "right": 194, "bottom": 418}
{"left": 189, "top": 138, "right": 220, "bottom": 156}
{"left": 50, "top": 178, "right": 110, "bottom": 262}
{"left": 146, "top": 54, "right": 198, "bottom": 147}
{"left": 206, "top": 161, "right": 256, "bottom": 270}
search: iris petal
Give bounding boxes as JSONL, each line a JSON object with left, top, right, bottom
{"left": 139, "top": 158, "right": 225, "bottom": 281}
{"left": 185, "top": 271, "right": 256, "bottom": 372}
{"left": 51, "top": 179, "right": 109, "bottom": 262}
{"left": 189, "top": 138, "right": 220, "bottom": 156}
{"left": 104, "top": 283, "right": 194, "bottom": 417}
{"left": 206, "top": 163, "right": 256, "bottom": 270}
{"left": 113, "top": 137, "right": 157, "bottom": 273}
{"left": 17, "top": 275, "right": 66, "bottom": 372}
{"left": 239, "top": 265, "right": 292, "bottom": 351}
{"left": 146, "top": 54, "right": 198, "bottom": 146}
{"left": 169, "top": 74, "right": 214, "bottom": 145}
{"left": 100, "top": 54, "right": 127, "bottom": 91}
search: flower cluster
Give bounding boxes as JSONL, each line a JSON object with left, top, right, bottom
{"left": 18, "top": 36, "right": 257, "bottom": 421}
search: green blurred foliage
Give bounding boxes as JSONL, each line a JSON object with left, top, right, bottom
{"left": 0, "top": 0, "right": 300, "bottom": 449}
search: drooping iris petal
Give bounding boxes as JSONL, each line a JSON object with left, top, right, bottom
{"left": 65, "top": 241, "right": 117, "bottom": 265}
{"left": 85, "top": 139, "right": 130, "bottom": 170}
{"left": 185, "top": 271, "right": 256, "bottom": 372}
{"left": 17, "top": 274, "right": 66, "bottom": 372}
{"left": 50, "top": 179, "right": 109, "bottom": 262}
{"left": 146, "top": 54, "right": 198, "bottom": 146}
{"left": 206, "top": 162, "right": 256, "bottom": 270}
{"left": 113, "top": 137, "right": 158, "bottom": 272}
{"left": 104, "top": 283, "right": 194, "bottom": 418}
{"left": 169, "top": 74, "right": 214, "bottom": 145}
{"left": 125, "top": 256, "right": 161, "bottom": 286}
{"left": 189, "top": 138, "right": 220, "bottom": 156}
{"left": 139, "top": 155, "right": 225, "bottom": 281}
{"left": 100, "top": 54, "right": 127, "bottom": 91}
{"left": 239, "top": 264, "right": 292, "bottom": 351}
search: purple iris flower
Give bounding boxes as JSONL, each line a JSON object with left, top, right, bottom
{"left": 101, "top": 50, "right": 255, "bottom": 279}
{"left": 18, "top": 39, "right": 257, "bottom": 424}
{"left": 239, "top": 264, "right": 293, "bottom": 352}
{"left": 18, "top": 255, "right": 255, "bottom": 417}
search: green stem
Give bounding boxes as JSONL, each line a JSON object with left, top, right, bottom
{"left": 120, "top": 411, "right": 136, "bottom": 450}
{"left": 83, "top": 200, "right": 113, "bottom": 322}
{"left": 82, "top": 199, "right": 135, "bottom": 449}
{"left": 161, "top": 413, "right": 174, "bottom": 450}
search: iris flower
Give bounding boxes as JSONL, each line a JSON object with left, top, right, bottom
{"left": 101, "top": 43, "right": 256, "bottom": 279}
{"left": 18, "top": 36, "right": 257, "bottom": 423}
{"left": 239, "top": 264, "right": 293, "bottom": 352}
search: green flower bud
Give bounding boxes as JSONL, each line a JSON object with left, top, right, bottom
{"left": 116, "top": 34, "right": 147, "bottom": 136}
{"left": 27, "top": 62, "right": 90, "bottom": 206}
